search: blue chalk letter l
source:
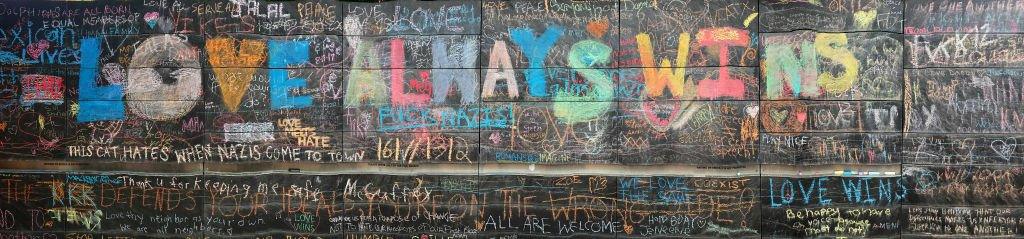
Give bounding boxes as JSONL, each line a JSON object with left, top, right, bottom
{"left": 77, "top": 37, "right": 125, "bottom": 123}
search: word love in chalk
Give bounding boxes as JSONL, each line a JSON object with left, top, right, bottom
{"left": 75, "top": 34, "right": 484, "bottom": 122}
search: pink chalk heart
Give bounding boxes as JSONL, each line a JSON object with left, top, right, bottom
{"left": 144, "top": 12, "right": 160, "bottom": 28}
{"left": 796, "top": 112, "right": 807, "bottom": 123}
{"left": 642, "top": 101, "right": 682, "bottom": 130}
{"left": 26, "top": 40, "right": 49, "bottom": 59}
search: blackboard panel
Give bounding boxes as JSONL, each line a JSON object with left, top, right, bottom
{"left": 347, "top": 35, "right": 480, "bottom": 70}
{"left": 477, "top": 175, "right": 617, "bottom": 205}
{"left": 204, "top": 70, "right": 345, "bottom": 130}
{"left": 475, "top": 204, "right": 619, "bottom": 238}
{"left": 134, "top": 0, "right": 200, "bottom": 35}
{"left": 481, "top": 0, "right": 618, "bottom": 69}
{"left": 200, "top": 33, "right": 266, "bottom": 69}
{"left": 194, "top": 0, "right": 262, "bottom": 38}
{"left": 260, "top": 0, "right": 343, "bottom": 36}
{"left": 77, "top": 35, "right": 205, "bottom": 72}
{"left": 263, "top": 35, "right": 345, "bottom": 69}
{"left": 620, "top": 0, "right": 756, "bottom": 33}
{"left": 904, "top": 165, "right": 1024, "bottom": 206}
{"left": 618, "top": 0, "right": 758, "bottom": 68}
{"left": 903, "top": 165, "right": 969, "bottom": 206}
{"left": 267, "top": 107, "right": 344, "bottom": 129}
{"left": 761, "top": 31, "right": 903, "bottom": 100}
{"left": 761, "top": 176, "right": 907, "bottom": 208}
{"left": 762, "top": 205, "right": 900, "bottom": 238}
{"left": 65, "top": 173, "right": 204, "bottom": 237}
{"left": 0, "top": 1, "right": 78, "bottom": 67}
{"left": 478, "top": 67, "right": 622, "bottom": 102}
{"left": 906, "top": 34, "right": 1024, "bottom": 68}
{"left": 203, "top": 67, "right": 271, "bottom": 119}
{"left": 0, "top": 173, "right": 66, "bottom": 233}
{"left": 67, "top": 1, "right": 143, "bottom": 36}
{"left": 201, "top": 133, "right": 344, "bottom": 163}
{"left": 203, "top": 173, "right": 343, "bottom": 237}
{"left": 203, "top": 67, "right": 345, "bottom": 121}
{"left": 613, "top": 100, "right": 759, "bottom": 165}
{"left": 476, "top": 175, "right": 617, "bottom": 237}
{"left": 337, "top": 174, "right": 479, "bottom": 236}
{"left": 760, "top": 132, "right": 901, "bottom": 165}
{"left": 339, "top": 174, "right": 480, "bottom": 206}
{"left": 341, "top": 66, "right": 482, "bottom": 107}
{"left": 65, "top": 101, "right": 205, "bottom": 162}
{"left": 905, "top": 0, "right": 1024, "bottom": 34}
{"left": 0, "top": 67, "right": 73, "bottom": 160}
{"left": 906, "top": 68, "right": 1024, "bottom": 133}
{"left": 341, "top": 132, "right": 478, "bottom": 164}
{"left": 904, "top": 133, "right": 1024, "bottom": 165}
{"left": 473, "top": 175, "right": 759, "bottom": 237}
{"left": 623, "top": 176, "right": 760, "bottom": 238}
{"left": 343, "top": 203, "right": 478, "bottom": 237}
{"left": 70, "top": 0, "right": 199, "bottom": 35}
{"left": 344, "top": 1, "right": 481, "bottom": 36}
{"left": 760, "top": 0, "right": 903, "bottom": 33}
{"left": 342, "top": 102, "right": 488, "bottom": 133}
{"left": 902, "top": 206, "right": 1024, "bottom": 237}
{"left": 615, "top": 67, "right": 760, "bottom": 101}
{"left": 759, "top": 100, "right": 903, "bottom": 133}
{"left": 479, "top": 101, "right": 615, "bottom": 164}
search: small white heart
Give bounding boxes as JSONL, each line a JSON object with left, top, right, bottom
{"left": 991, "top": 138, "right": 1018, "bottom": 161}
{"left": 745, "top": 105, "right": 759, "bottom": 118}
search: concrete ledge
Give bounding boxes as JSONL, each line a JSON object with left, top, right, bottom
{"left": 0, "top": 160, "right": 901, "bottom": 177}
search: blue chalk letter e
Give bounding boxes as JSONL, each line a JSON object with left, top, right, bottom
{"left": 268, "top": 40, "right": 313, "bottom": 109}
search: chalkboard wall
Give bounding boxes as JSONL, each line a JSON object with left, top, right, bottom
{"left": 0, "top": 0, "right": 1017, "bottom": 238}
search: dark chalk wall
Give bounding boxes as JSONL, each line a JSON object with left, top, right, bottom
{"left": 0, "top": 0, "right": 1017, "bottom": 238}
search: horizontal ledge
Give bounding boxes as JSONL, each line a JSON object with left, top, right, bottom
{"left": 0, "top": 160, "right": 203, "bottom": 174}
{"left": 0, "top": 160, "right": 900, "bottom": 177}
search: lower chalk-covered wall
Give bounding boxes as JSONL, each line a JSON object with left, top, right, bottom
{"left": 0, "top": 0, "right": 1020, "bottom": 238}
